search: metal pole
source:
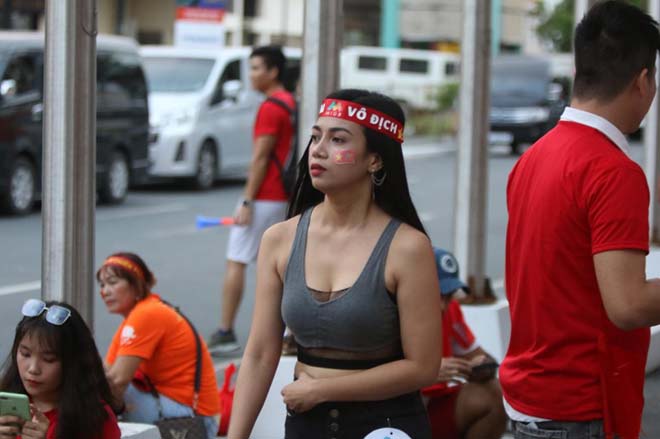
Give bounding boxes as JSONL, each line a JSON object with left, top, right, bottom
{"left": 454, "top": 0, "right": 492, "bottom": 299}
{"left": 299, "top": 0, "right": 342, "bottom": 144}
{"left": 574, "top": 0, "right": 596, "bottom": 27}
{"left": 234, "top": 0, "right": 244, "bottom": 46}
{"left": 646, "top": 0, "right": 660, "bottom": 243}
{"left": 42, "top": 0, "right": 97, "bottom": 326}
{"left": 380, "top": 0, "right": 400, "bottom": 49}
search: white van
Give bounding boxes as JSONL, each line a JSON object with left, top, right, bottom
{"left": 140, "top": 46, "right": 301, "bottom": 188}
{"left": 340, "top": 46, "right": 460, "bottom": 110}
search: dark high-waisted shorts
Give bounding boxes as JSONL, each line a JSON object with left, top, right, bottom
{"left": 284, "top": 391, "right": 431, "bottom": 439}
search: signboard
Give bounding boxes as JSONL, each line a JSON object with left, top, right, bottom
{"left": 175, "top": 0, "right": 225, "bottom": 8}
{"left": 174, "top": 6, "right": 226, "bottom": 48}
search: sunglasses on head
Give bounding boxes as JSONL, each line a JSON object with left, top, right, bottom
{"left": 21, "top": 299, "right": 71, "bottom": 326}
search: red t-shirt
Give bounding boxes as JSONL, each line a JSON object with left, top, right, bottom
{"left": 502, "top": 121, "right": 650, "bottom": 426}
{"left": 422, "top": 300, "right": 477, "bottom": 398}
{"left": 254, "top": 89, "right": 295, "bottom": 201}
{"left": 18, "top": 404, "right": 120, "bottom": 439}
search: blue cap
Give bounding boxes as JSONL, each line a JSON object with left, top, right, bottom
{"left": 433, "top": 247, "right": 469, "bottom": 296}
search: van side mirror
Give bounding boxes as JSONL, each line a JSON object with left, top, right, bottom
{"left": 222, "top": 80, "right": 242, "bottom": 102}
{"left": 548, "top": 82, "right": 564, "bottom": 102}
{"left": 0, "top": 79, "right": 17, "bottom": 98}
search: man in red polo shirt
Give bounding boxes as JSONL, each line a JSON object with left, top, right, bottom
{"left": 208, "top": 46, "right": 295, "bottom": 353}
{"left": 503, "top": 2, "right": 660, "bottom": 438}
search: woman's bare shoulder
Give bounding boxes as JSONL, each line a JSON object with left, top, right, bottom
{"left": 389, "top": 223, "right": 433, "bottom": 262}
{"left": 261, "top": 215, "right": 301, "bottom": 250}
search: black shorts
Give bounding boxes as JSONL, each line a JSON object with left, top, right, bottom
{"left": 284, "top": 391, "right": 431, "bottom": 439}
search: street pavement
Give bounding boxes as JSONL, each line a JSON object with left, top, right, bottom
{"left": 1, "top": 135, "right": 660, "bottom": 436}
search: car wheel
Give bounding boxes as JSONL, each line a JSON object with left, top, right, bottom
{"left": 194, "top": 142, "right": 217, "bottom": 190}
{"left": 99, "top": 150, "right": 129, "bottom": 204}
{"left": 0, "top": 157, "right": 36, "bottom": 215}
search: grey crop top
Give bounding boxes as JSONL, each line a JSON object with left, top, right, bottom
{"left": 281, "top": 207, "right": 404, "bottom": 369}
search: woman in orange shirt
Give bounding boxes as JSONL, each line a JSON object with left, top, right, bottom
{"left": 99, "top": 252, "right": 220, "bottom": 438}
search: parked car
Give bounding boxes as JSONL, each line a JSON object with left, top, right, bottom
{"left": 140, "top": 46, "right": 301, "bottom": 189}
{"left": 489, "top": 55, "right": 568, "bottom": 154}
{"left": 339, "top": 46, "right": 460, "bottom": 111}
{"left": 0, "top": 31, "right": 150, "bottom": 215}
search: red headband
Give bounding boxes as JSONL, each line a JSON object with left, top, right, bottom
{"left": 103, "top": 256, "right": 145, "bottom": 280}
{"left": 318, "top": 99, "right": 404, "bottom": 143}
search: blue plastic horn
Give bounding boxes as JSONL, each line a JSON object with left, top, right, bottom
{"left": 196, "top": 215, "right": 234, "bottom": 229}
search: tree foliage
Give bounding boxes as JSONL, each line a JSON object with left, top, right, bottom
{"left": 536, "top": 0, "right": 647, "bottom": 53}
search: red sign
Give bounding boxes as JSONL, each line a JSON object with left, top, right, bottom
{"left": 176, "top": 7, "right": 225, "bottom": 22}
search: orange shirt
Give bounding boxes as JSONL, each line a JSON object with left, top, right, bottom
{"left": 106, "top": 294, "right": 219, "bottom": 416}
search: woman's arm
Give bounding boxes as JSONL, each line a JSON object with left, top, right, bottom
{"left": 106, "top": 355, "right": 142, "bottom": 403}
{"left": 227, "top": 223, "right": 289, "bottom": 439}
{"left": 281, "top": 227, "right": 443, "bottom": 410}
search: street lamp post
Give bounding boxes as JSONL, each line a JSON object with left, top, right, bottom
{"left": 454, "top": 0, "right": 492, "bottom": 299}
{"left": 646, "top": 0, "right": 660, "bottom": 243}
{"left": 42, "top": 0, "right": 97, "bottom": 325}
{"left": 299, "top": 0, "right": 342, "bottom": 145}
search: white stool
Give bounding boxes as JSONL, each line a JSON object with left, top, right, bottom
{"left": 250, "top": 356, "right": 296, "bottom": 439}
{"left": 119, "top": 422, "right": 161, "bottom": 439}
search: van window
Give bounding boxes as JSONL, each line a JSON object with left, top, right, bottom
{"left": 98, "top": 52, "right": 148, "bottom": 110}
{"left": 142, "top": 57, "right": 215, "bottom": 93}
{"left": 399, "top": 58, "right": 428, "bottom": 74}
{"left": 2, "top": 52, "right": 39, "bottom": 98}
{"left": 358, "top": 56, "right": 387, "bottom": 71}
{"left": 211, "top": 59, "right": 241, "bottom": 105}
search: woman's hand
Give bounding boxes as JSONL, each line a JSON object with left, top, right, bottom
{"left": 281, "top": 372, "right": 323, "bottom": 413}
{"left": 20, "top": 407, "right": 49, "bottom": 439}
{"left": 437, "top": 357, "right": 472, "bottom": 383}
{"left": 0, "top": 415, "right": 24, "bottom": 437}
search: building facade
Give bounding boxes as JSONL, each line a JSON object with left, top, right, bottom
{"left": 3, "top": 0, "right": 541, "bottom": 54}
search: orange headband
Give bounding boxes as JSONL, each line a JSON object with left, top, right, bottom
{"left": 103, "top": 256, "right": 145, "bottom": 280}
{"left": 318, "top": 99, "right": 404, "bottom": 143}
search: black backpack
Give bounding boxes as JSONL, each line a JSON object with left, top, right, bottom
{"left": 266, "top": 96, "right": 298, "bottom": 197}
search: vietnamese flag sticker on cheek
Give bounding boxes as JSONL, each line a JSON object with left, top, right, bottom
{"left": 334, "top": 149, "right": 356, "bottom": 164}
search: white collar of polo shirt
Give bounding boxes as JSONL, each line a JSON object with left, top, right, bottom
{"left": 560, "top": 106, "right": 631, "bottom": 156}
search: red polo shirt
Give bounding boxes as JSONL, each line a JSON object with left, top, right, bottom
{"left": 253, "top": 89, "right": 295, "bottom": 201}
{"left": 502, "top": 120, "right": 650, "bottom": 430}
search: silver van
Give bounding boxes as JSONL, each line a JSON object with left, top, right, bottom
{"left": 141, "top": 46, "right": 301, "bottom": 189}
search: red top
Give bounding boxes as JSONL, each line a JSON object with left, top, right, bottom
{"left": 502, "top": 121, "right": 650, "bottom": 435}
{"left": 254, "top": 89, "right": 296, "bottom": 201}
{"left": 19, "top": 404, "right": 120, "bottom": 439}
{"left": 422, "top": 300, "right": 477, "bottom": 398}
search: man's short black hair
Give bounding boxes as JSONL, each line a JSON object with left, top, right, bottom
{"left": 250, "top": 45, "right": 286, "bottom": 82}
{"left": 573, "top": 0, "right": 660, "bottom": 102}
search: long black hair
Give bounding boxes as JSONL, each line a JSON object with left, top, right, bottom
{"left": 287, "top": 89, "right": 426, "bottom": 235}
{"left": 0, "top": 301, "right": 117, "bottom": 439}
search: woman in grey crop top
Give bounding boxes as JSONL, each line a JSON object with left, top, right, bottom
{"left": 228, "top": 89, "right": 443, "bottom": 439}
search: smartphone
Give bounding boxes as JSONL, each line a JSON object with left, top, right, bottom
{"left": 0, "top": 392, "right": 31, "bottom": 421}
{"left": 469, "top": 361, "right": 499, "bottom": 382}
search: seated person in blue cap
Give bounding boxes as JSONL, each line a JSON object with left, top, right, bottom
{"left": 422, "top": 248, "right": 508, "bottom": 439}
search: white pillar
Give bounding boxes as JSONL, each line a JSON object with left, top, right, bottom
{"left": 299, "top": 0, "right": 342, "bottom": 141}
{"left": 454, "top": 0, "right": 491, "bottom": 298}
{"left": 233, "top": 0, "right": 244, "bottom": 46}
{"left": 42, "top": 0, "right": 97, "bottom": 325}
{"left": 646, "top": 0, "right": 660, "bottom": 243}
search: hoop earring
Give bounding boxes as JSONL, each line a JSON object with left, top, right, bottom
{"left": 371, "top": 169, "right": 387, "bottom": 187}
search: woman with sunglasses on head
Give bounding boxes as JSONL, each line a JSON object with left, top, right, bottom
{"left": 228, "top": 89, "right": 443, "bottom": 439}
{"left": 98, "top": 252, "right": 220, "bottom": 439}
{"left": 0, "top": 300, "right": 120, "bottom": 439}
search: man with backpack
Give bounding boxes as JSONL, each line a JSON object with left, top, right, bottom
{"left": 208, "top": 45, "right": 296, "bottom": 354}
